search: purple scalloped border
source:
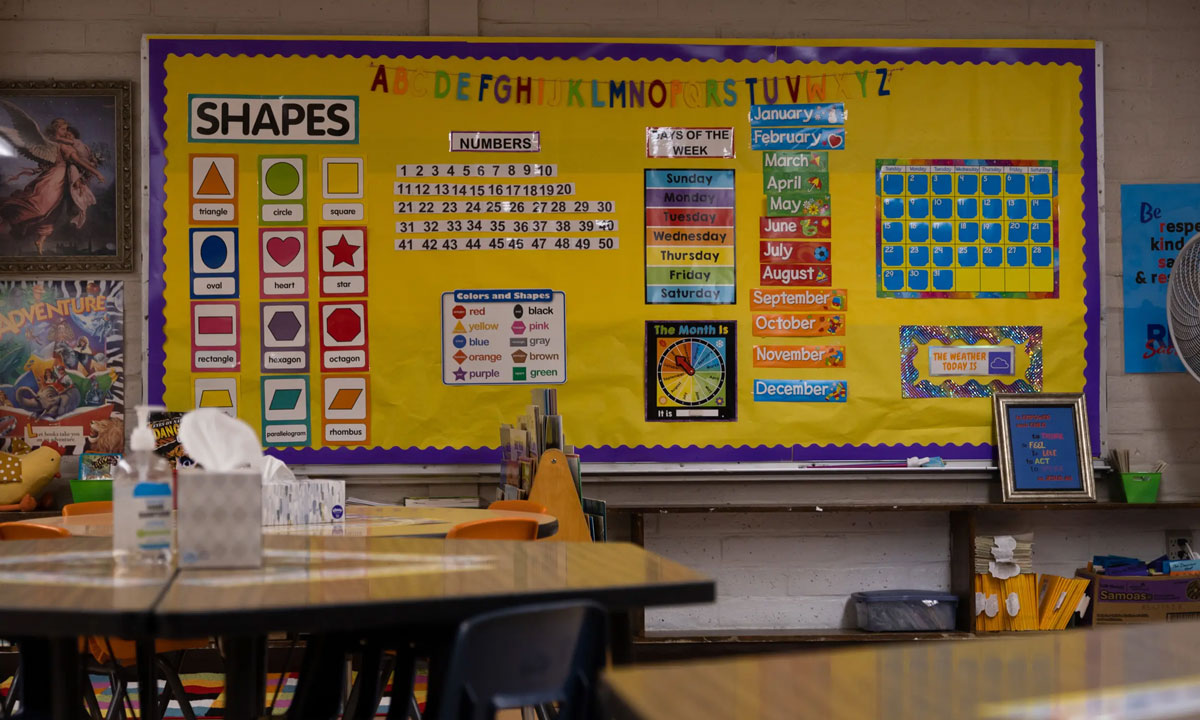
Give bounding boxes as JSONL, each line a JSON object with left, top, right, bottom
{"left": 146, "top": 39, "right": 1100, "bottom": 465}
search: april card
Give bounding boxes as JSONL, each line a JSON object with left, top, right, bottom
{"left": 0, "top": 81, "right": 133, "bottom": 272}
{"left": 0, "top": 280, "right": 124, "bottom": 455}
{"left": 994, "top": 393, "right": 1095, "bottom": 503}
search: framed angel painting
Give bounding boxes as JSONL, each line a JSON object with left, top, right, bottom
{"left": 0, "top": 81, "right": 133, "bottom": 272}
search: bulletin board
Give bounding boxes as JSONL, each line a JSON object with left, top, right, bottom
{"left": 144, "top": 37, "right": 1102, "bottom": 465}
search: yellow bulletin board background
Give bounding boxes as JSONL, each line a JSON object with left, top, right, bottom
{"left": 145, "top": 37, "right": 1101, "bottom": 464}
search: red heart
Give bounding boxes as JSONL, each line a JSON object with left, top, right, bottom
{"left": 266, "top": 236, "right": 301, "bottom": 267}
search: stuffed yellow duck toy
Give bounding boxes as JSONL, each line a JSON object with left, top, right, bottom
{"left": 0, "top": 441, "right": 64, "bottom": 512}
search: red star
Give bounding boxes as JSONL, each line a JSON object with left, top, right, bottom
{"left": 326, "top": 234, "right": 359, "bottom": 267}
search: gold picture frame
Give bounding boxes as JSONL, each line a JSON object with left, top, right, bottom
{"left": 994, "top": 393, "right": 1095, "bottom": 503}
{"left": 0, "top": 80, "right": 134, "bottom": 272}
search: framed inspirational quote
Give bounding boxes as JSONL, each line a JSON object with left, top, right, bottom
{"left": 994, "top": 393, "right": 1095, "bottom": 503}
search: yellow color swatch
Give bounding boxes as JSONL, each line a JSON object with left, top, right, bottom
{"left": 325, "top": 160, "right": 360, "bottom": 195}
{"left": 198, "top": 389, "right": 233, "bottom": 407}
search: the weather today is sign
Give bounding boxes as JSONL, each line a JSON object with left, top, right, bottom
{"left": 928, "top": 345, "right": 1015, "bottom": 376}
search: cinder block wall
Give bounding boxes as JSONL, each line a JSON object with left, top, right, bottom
{"left": 4, "top": 0, "right": 1197, "bottom": 631}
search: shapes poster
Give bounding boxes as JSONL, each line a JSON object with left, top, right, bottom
{"left": 146, "top": 37, "right": 1100, "bottom": 463}
{"left": 0, "top": 280, "right": 123, "bottom": 454}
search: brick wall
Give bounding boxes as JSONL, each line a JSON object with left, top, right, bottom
{"left": 3, "top": 0, "right": 1198, "bottom": 631}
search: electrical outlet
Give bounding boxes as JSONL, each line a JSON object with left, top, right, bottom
{"left": 1166, "top": 530, "right": 1195, "bottom": 561}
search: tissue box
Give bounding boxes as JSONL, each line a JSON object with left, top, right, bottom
{"left": 262, "top": 479, "right": 346, "bottom": 526}
{"left": 176, "top": 470, "right": 262, "bottom": 568}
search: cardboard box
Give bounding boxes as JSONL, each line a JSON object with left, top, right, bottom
{"left": 177, "top": 470, "right": 262, "bottom": 568}
{"left": 1076, "top": 569, "right": 1200, "bottom": 624}
{"left": 262, "top": 479, "right": 346, "bottom": 526}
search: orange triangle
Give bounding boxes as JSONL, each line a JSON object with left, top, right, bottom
{"left": 197, "top": 161, "right": 231, "bottom": 196}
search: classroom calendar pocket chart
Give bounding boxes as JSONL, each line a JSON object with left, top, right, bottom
{"left": 146, "top": 37, "right": 1101, "bottom": 464}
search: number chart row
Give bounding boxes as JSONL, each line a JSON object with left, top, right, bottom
{"left": 396, "top": 163, "right": 556, "bottom": 178}
{"left": 393, "top": 182, "right": 575, "bottom": 197}
{"left": 395, "top": 236, "right": 619, "bottom": 251}
{"left": 395, "top": 218, "right": 617, "bottom": 234}
{"left": 394, "top": 200, "right": 616, "bottom": 215}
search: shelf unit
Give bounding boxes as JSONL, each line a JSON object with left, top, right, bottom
{"left": 624, "top": 501, "right": 1200, "bottom": 658}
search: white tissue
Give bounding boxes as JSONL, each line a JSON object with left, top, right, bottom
{"left": 1075, "top": 595, "right": 1090, "bottom": 617}
{"left": 994, "top": 535, "right": 1017, "bottom": 552}
{"left": 261, "top": 455, "right": 295, "bottom": 484}
{"left": 1005, "top": 592, "right": 1021, "bottom": 617}
{"left": 974, "top": 592, "right": 986, "bottom": 615}
{"left": 983, "top": 594, "right": 999, "bottom": 618}
{"left": 179, "top": 408, "right": 264, "bottom": 473}
{"left": 989, "top": 560, "right": 1021, "bottom": 580}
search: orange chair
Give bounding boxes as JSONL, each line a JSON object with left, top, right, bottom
{"left": 61, "top": 500, "right": 112, "bottom": 517}
{"left": 488, "top": 499, "right": 548, "bottom": 515}
{"left": 0, "top": 522, "right": 70, "bottom": 540}
{"left": 446, "top": 517, "right": 539, "bottom": 540}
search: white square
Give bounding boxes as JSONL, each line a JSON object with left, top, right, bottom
{"left": 194, "top": 377, "right": 238, "bottom": 417}
{"left": 192, "top": 156, "right": 236, "bottom": 200}
{"left": 261, "top": 229, "right": 306, "bottom": 274}
{"left": 322, "top": 157, "right": 364, "bottom": 200}
{"left": 191, "top": 230, "right": 237, "bottom": 275}
{"left": 260, "top": 157, "right": 305, "bottom": 201}
{"left": 320, "top": 228, "right": 366, "bottom": 273}
{"left": 262, "top": 305, "right": 308, "bottom": 348}
{"left": 192, "top": 303, "right": 238, "bottom": 347}
{"left": 263, "top": 377, "right": 308, "bottom": 422}
{"left": 324, "top": 376, "right": 367, "bottom": 420}
{"left": 320, "top": 304, "right": 366, "bottom": 347}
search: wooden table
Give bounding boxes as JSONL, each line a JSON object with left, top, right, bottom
{"left": 604, "top": 621, "right": 1200, "bottom": 720}
{"left": 0, "top": 537, "right": 171, "bottom": 720}
{"left": 22, "top": 503, "right": 560, "bottom": 539}
{"left": 0, "top": 534, "right": 712, "bottom": 720}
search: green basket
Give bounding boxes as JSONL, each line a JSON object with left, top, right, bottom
{"left": 69, "top": 479, "right": 112, "bottom": 503}
{"left": 1119, "top": 472, "right": 1160, "bottom": 504}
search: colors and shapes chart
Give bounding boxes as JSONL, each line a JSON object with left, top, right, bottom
{"left": 644, "top": 170, "right": 736, "bottom": 304}
{"left": 645, "top": 321, "right": 736, "bottom": 421}
{"left": 877, "top": 160, "right": 1059, "bottom": 298}
{"left": 440, "top": 290, "right": 566, "bottom": 385}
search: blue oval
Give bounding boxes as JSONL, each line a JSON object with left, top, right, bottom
{"left": 332, "top": 504, "right": 344, "bottom": 520}
{"left": 200, "top": 234, "right": 228, "bottom": 269}
{"left": 452, "top": 335, "right": 467, "bottom": 348}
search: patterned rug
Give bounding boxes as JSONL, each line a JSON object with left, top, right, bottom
{"left": 1, "top": 670, "right": 428, "bottom": 718}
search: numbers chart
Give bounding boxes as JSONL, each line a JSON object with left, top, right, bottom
{"left": 876, "top": 160, "right": 1059, "bottom": 298}
{"left": 393, "top": 163, "right": 619, "bottom": 253}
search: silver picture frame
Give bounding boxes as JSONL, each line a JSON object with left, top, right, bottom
{"left": 994, "top": 393, "right": 1095, "bottom": 503}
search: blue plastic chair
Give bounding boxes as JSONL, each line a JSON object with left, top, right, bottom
{"left": 434, "top": 601, "right": 608, "bottom": 720}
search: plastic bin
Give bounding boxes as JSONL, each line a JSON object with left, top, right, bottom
{"left": 852, "top": 590, "right": 959, "bottom": 632}
{"left": 69, "top": 479, "right": 113, "bottom": 503}
{"left": 1119, "top": 472, "right": 1160, "bottom": 504}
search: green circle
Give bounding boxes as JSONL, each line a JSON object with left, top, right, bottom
{"left": 265, "top": 161, "right": 300, "bottom": 197}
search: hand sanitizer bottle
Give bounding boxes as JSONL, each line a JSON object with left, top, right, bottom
{"left": 113, "top": 405, "right": 173, "bottom": 566}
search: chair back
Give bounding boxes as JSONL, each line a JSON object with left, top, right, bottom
{"left": 488, "top": 499, "right": 548, "bottom": 515}
{"left": 446, "top": 517, "right": 538, "bottom": 540}
{"left": 62, "top": 501, "right": 113, "bottom": 517}
{"left": 437, "top": 601, "right": 607, "bottom": 720}
{"left": 0, "top": 522, "right": 71, "bottom": 540}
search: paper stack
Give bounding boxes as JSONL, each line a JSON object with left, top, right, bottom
{"left": 1036, "top": 575, "right": 1091, "bottom": 630}
{"left": 974, "top": 534, "right": 1038, "bottom": 632}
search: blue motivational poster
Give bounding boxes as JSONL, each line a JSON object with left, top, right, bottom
{"left": 1120, "top": 184, "right": 1200, "bottom": 373}
{"left": 1006, "top": 405, "right": 1082, "bottom": 491}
